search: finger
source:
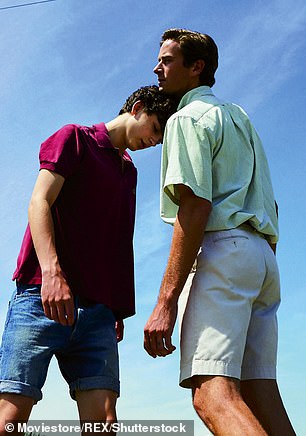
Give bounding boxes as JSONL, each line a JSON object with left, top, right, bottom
{"left": 164, "top": 335, "right": 176, "bottom": 354}
{"left": 55, "top": 302, "right": 68, "bottom": 325}
{"left": 42, "top": 300, "right": 52, "bottom": 320}
{"left": 49, "top": 303, "right": 60, "bottom": 324}
{"left": 155, "top": 332, "right": 170, "bottom": 357}
{"left": 64, "top": 299, "right": 75, "bottom": 326}
{"left": 148, "top": 331, "right": 169, "bottom": 357}
{"left": 147, "top": 330, "right": 159, "bottom": 356}
{"left": 144, "top": 330, "right": 156, "bottom": 358}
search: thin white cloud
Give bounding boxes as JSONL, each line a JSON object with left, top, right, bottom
{"left": 218, "top": 0, "right": 306, "bottom": 111}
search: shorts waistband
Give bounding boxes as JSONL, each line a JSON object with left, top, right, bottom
{"left": 206, "top": 222, "right": 266, "bottom": 239}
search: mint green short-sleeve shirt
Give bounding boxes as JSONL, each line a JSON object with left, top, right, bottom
{"left": 161, "top": 86, "right": 279, "bottom": 243}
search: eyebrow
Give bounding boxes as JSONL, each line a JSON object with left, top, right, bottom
{"left": 158, "top": 54, "right": 175, "bottom": 62}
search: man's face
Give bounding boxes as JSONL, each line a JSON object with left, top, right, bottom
{"left": 154, "top": 40, "right": 196, "bottom": 98}
{"left": 127, "top": 107, "right": 163, "bottom": 152}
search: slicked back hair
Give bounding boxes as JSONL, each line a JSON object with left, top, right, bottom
{"left": 161, "top": 28, "right": 218, "bottom": 87}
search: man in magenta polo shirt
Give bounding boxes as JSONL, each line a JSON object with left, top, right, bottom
{"left": 0, "top": 85, "right": 176, "bottom": 429}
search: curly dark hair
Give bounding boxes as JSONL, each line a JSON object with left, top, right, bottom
{"left": 119, "top": 85, "right": 177, "bottom": 132}
{"left": 161, "top": 28, "right": 218, "bottom": 87}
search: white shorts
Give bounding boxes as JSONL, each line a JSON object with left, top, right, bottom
{"left": 178, "top": 226, "right": 280, "bottom": 388}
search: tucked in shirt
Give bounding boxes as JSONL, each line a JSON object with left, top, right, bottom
{"left": 13, "top": 123, "right": 137, "bottom": 319}
{"left": 161, "top": 86, "right": 278, "bottom": 243}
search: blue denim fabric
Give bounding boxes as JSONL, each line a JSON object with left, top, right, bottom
{"left": 0, "top": 283, "right": 119, "bottom": 403}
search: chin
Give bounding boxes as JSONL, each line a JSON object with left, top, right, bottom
{"left": 159, "top": 85, "right": 177, "bottom": 96}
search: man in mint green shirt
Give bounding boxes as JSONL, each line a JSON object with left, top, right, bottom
{"left": 160, "top": 86, "right": 278, "bottom": 243}
{"left": 144, "top": 28, "right": 295, "bottom": 436}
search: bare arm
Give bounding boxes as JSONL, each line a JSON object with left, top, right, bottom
{"left": 144, "top": 184, "right": 212, "bottom": 358}
{"left": 28, "top": 169, "right": 75, "bottom": 326}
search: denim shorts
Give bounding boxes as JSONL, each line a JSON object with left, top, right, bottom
{"left": 178, "top": 226, "right": 280, "bottom": 388}
{"left": 0, "top": 283, "right": 119, "bottom": 403}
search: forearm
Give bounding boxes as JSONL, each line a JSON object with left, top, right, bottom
{"left": 28, "top": 197, "right": 61, "bottom": 277}
{"left": 158, "top": 194, "right": 211, "bottom": 306}
{"left": 144, "top": 186, "right": 211, "bottom": 358}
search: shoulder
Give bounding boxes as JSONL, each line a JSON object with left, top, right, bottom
{"left": 53, "top": 123, "right": 85, "bottom": 139}
{"left": 42, "top": 123, "right": 85, "bottom": 145}
{"left": 171, "top": 92, "right": 233, "bottom": 123}
{"left": 40, "top": 123, "right": 86, "bottom": 163}
{"left": 167, "top": 101, "right": 224, "bottom": 133}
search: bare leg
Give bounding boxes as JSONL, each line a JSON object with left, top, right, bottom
{"left": 191, "top": 376, "right": 267, "bottom": 435}
{"left": 241, "top": 379, "right": 296, "bottom": 435}
{"left": 0, "top": 393, "right": 34, "bottom": 436}
{"left": 76, "top": 389, "right": 117, "bottom": 435}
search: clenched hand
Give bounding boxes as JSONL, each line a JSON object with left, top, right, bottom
{"left": 41, "top": 271, "right": 75, "bottom": 326}
{"left": 144, "top": 302, "right": 177, "bottom": 358}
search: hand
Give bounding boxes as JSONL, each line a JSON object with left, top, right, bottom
{"left": 41, "top": 271, "right": 75, "bottom": 326}
{"left": 116, "top": 320, "right": 124, "bottom": 342}
{"left": 144, "top": 302, "right": 177, "bottom": 358}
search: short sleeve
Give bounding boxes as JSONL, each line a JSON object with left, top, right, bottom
{"left": 39, "top": 124, "right": 84, "bottom": 178}
{"left": 162, "top": 115, "right": 212, "bottom": 205}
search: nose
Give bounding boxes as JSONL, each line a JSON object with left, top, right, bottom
{"left": 151, "top": 134, "right": 162, "bottom": 146}
{"left": 153, "top": 61, "right": 161, "bottom": 74}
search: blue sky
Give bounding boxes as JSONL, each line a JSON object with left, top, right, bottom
{"left": 0, "top": 0, "right": 305, "bottom": 434}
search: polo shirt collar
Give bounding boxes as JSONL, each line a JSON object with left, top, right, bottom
{"left": 92, "top": 122, "right": 113, "bottom": 148}
{"left": 92, "top": 122, "right": 133, "bottom": 162}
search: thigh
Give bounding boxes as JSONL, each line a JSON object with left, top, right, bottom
{"left": 57, "top": 302, "right": 120, "bottom": 400}
{"left": 191, "top": 375, "right": 242, "bottom": 414}
{"left": 0, "top": 284, "right": 67, "bottom": 402}
{"left": 179, "top": 229, "right": 266, "bottom": 387}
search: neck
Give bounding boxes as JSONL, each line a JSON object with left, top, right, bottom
{"left": 175, "top": 82, "right": 200, "bottom": 100}
{"left": 105, "top": 114, "right": 129, "bottom": 156}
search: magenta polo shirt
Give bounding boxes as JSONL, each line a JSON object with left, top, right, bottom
{"left": 13, "top": 123, "right": 137, "bottom": 319}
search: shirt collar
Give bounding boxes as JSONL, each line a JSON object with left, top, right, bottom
{"left": 92, "top": 122, "right": 113, "bottom": 148}
{"left": 92, "top": 122, "right": 133, "bottom": 162}
{"left": 177, "top": 86, "right": 215, "bottom": 110}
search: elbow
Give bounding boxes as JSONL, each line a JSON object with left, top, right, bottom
{"left": 28, "top": 197, "right": 38, "bottom": 225}
{"left": 178, "top": 196, "right": 212, "bottom": 232}
{"left": 189, "top": 196, "right": 212, "bottom": 217}
{"left": 203, "top": 198, "right": 212, "bottom": 214}
{"left": 28, "top": 195, "right": 49, "bottom": 224}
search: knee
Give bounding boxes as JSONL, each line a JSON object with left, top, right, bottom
{"left": 192, "top": 391, "right": 210, "bottom": 425}
{"left": 104, "top": 403, "right": 117, "bottom": 422}
{"left": 191, "top": 376, "right": 242, "bottom": 429}
{"left": 103, "top": 393, "right": 117, "bottom": 421}
{"left": 77, "top": 389, "right": 118, "bottom": 422}
{"left": 192, "top": 388, "right": 226, "bottom": 428}
{"left": 0, "top": 394, "right": 33, "bottom": 436}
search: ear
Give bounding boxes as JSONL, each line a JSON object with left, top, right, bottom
{"left": 131, "top": 100, "right": 145, "bottom": 116}
{"left": 191, "top": 59, "right": 205, "bottom": 77}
